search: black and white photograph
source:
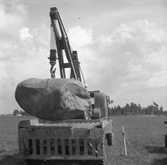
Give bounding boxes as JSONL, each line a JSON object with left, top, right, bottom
{"left": 0, "top": 0, "right": 166, "bottom": 164}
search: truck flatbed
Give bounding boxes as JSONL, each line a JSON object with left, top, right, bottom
{"left": 18, "top": 118, "right": 113, "bottom": 162}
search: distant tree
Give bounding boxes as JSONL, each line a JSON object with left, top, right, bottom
{"left": 112, "top": 106, "right": 117, "bottom": 115}
{"left": 141, "top": 107, "right": 146, "bottom": 115}
{"left": 157, "top": 106, "right": 163, "bottom": 116}
{"left": 13, "top": 109, "right": 20, "bottom": 116}
{"left": 116, "top": 105, "right": 121, "bottom": 115}
{"left": 160, "top": 106, "right": 163, "bottom": 112}
{"left": 137, "top": 103, "right": 142, "bottom": 115}
{"left": 121, "top": 107, "right": 125, "bottom": 115}
{"left": 108, "top": 102, "right": 165, "bottom": 116}
{"left": 20, "top": 110, "right": 31, "bottom": 116}
{"left": 130, "top": 102, "right": 139, "bottom": 115}
{"left": 163, "top": 110, "right": 167, "bottom": 116}
{"left": 108, "top": 107, "right": 112, "bottom": 116}
{"left": 125, "top": 103, "right": 130, "bottom": 115}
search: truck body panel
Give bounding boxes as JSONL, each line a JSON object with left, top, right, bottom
{"left": 18, "top": 118, "right": 113, "bottom": 163}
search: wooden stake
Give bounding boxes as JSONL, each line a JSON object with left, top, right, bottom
{"left": 122, "top": 126, "right": 127, "bottom": 156}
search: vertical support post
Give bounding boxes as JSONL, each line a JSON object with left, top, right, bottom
{"left": 165, "top": 135, "right": 167, "bottom": 148}
{"left": 54, "top": 139, "right": 58, "bottom": 155}
{"left": 122, "top": 126, "right": 127, "bottom": 156}
{"left": 76, "top": 139, "right": 80, "bottom": 155}
{"left": 32, "top": 139, "right": 36, "bottom": 156}
{"left": 69, "top": 139, "right": 72, "bottom": 155}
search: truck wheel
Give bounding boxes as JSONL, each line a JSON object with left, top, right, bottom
{"left": 106, "top": 133, "right": 113, "bottom": 146}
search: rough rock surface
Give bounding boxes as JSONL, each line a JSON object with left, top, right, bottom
{"left": 15, "top": 78, "right": 91, "bottom": 121}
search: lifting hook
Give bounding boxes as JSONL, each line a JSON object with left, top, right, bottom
{"left": 50, "top": 65, "right": 56, "bottom": 78}
{"left": 49, "top": 49, "right": 57, "bottom": 78}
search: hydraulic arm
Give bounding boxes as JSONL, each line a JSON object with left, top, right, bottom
{"left": 49, "top": 7, "right": 81, "bottom": 81}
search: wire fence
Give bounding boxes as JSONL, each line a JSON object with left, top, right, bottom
{"left": 122, "top": 126, "right": 152, "bottom": 165}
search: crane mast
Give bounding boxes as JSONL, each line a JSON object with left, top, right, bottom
{"left": 49, "top": 7, "right": 81, "bottom": 81}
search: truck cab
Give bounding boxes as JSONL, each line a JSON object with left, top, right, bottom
{"left": 89, "top": 90, "right": 112, "bottom": 120}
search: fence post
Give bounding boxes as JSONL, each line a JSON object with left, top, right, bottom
{"left": 122, "top": 126, "right": 127, "bottom": 156}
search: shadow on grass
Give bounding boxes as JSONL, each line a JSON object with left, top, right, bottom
{"left": 151, "top": 157, "right": 167, "bottom": 165}
{"left": 145, "top": 146, "right": 167, "bottom": 165}
{"left": 0, "top": 153, "right": 25, "bottom": 165}
{"left": 145, "top": 146, "right": 167, "bottom": 154}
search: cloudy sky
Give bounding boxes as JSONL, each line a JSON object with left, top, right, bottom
{"left": 0, "top": 0, "right": 166, "bottom": 114}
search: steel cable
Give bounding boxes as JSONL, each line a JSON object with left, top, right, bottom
{"left": 124, "top": 133, "right": 152, "bottom": 165}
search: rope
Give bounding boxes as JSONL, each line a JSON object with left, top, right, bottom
{"left": 79, "top": 65, "right": 87, "bottom": 88}
{"left": 70, "top": 44, "right": 87, "bottom": 87}
{"left": 124, "top": 133, "right": 152, "bottom": 165}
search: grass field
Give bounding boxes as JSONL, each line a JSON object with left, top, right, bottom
{"left": 0, "top": 116, "right": 167, "bottom": 165}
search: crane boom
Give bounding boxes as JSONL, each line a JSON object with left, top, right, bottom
{"left": 49, "top": 7, "right": 81, "bottom": 81}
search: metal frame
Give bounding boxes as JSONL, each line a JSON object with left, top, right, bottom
{"left": 18, "top": 119, "right": 114, "bottom": 161}
{"left": 49, "top": 7, "right": 81, "bottom": 81}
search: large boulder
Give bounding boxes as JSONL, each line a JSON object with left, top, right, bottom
{"left": 15, "top": 78, "right": 91, "bottom": 121}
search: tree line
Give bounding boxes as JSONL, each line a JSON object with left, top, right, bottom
{"left": 109, "top": 102, "right": 166, "bottom": 116}
{"left": 13, "top": 109, "right": 31, "bottom": 116}
{"left": 13, "top": 102, "right": 166, "bottom": 117}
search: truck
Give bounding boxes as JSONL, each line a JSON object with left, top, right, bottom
{"left": 18, "top": 7, "right": 114, "bottom": 165}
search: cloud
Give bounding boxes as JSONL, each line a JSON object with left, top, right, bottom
{"left": 19, "top": 27, "right": 33, "bottom": 41}
{"left": 0, "top": 0, "right": 50, "bottom": 114}
{"left": 68, "top": 25, "right": 93, "bottom": 46}
{"left": 0, "top": 1, "right": 27, "bottom": 39}
{"left": 67, "top": 20, "right": 167, "bottom": 108}
{"left": 0, "top": 13, "right": 166, "bottom": 114}
{"left": 0, "top": 6, "right": 50, "bottom": 114}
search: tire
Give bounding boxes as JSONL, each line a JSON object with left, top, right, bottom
{"left": 106, "top": 133, "right": 113, "bottom": 146}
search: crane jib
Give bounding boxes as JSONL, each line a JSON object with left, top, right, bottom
{"left": 49, "top": 7, "right": 82, "bottom": 82}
